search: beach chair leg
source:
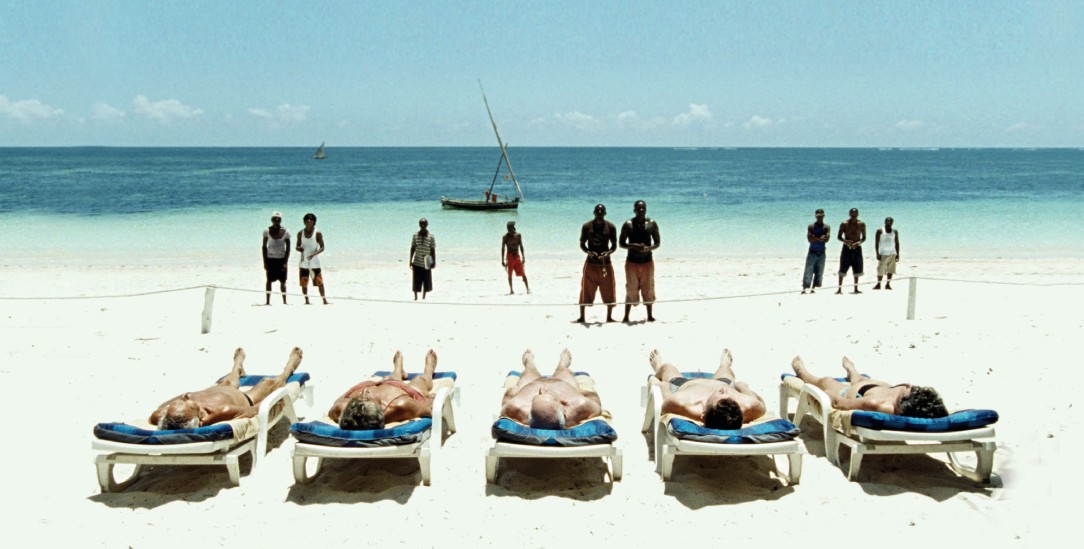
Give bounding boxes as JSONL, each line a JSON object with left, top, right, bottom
{"left": 949, "top": 441, "right": 996, "bottom": 483}
{"left": 419, "top": 447, "right": 432, "bottom": 486}
{"left": 824, "top": 428, "right": 841, "bottom": 466}
{"left": 793, "top": 395, "right": 812, "bottom": 429}
{"left": 786, "top": 453, "right": 803, "bottom": 485}
{"left": 292, "top": 455, "right": 322, "bottom": 485}
{"left": 660, "top": 445, "right": 676, "bottom": 481}
{"left": 846, "top": 446, "right": 864, "bottom": 481}
{"left": 778, "top": 384, "right": 792, "bottom": 419}
{"left": 225, "top": 454, "right": 242, "bottom": 486}
{"left": 485, "top": 452, "right": 499, "bottom": 483}
{"left": 95, "top": 457, "right": 142, "bottom": 493}
{"left": 641, "top": 391, "right": 655, "bottom": 433}
{"left": 444, "top": 402, "right": 457, "bottom": 435}
{"left": 610, "top": 448, "right": 623, "bottom": 482}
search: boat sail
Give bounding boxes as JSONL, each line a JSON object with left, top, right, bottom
{"left": 313, "top": 142, "right": 326, "bottom": 160}
{"left": 441, "top": 82, "right": 524, "bottom": 210}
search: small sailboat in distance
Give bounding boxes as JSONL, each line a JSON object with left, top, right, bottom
{"left": 313, "top": 142, "right": 326, "bottom": 160}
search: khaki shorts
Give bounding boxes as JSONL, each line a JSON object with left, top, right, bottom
{"left": 625, "top": 261, "right": 655, "bottom": 304}
{"left": 877, "top": 254, "right": 897, "bottom": 276}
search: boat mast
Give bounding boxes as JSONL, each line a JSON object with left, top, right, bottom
{"left": 479, "top": 81, "right": 524, "bottom": 201}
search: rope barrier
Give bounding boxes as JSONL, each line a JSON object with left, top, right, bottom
{"left": 0, "top": 276, "right": 1079, "bottom": 304}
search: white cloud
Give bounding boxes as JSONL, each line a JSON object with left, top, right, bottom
{"left": 673, "top": 104, "right": 712, "bottom": 127}
{"left": 92, "top": 102, "right": 126, "bottom": 120}
{"left": 743, "top": 115, "right": 775, "bottom": 129}
{"left": 1005, "top": 122, "right": 1036, "bottom": 132}
{"left": 248, "top": 103, "right": 310, "bottom": 123}
{"left": 132, "top": 95, "right": 203, "bottom": 122}
{"left": 0, "top": 95, "right": 64, "bottom": 120}
{"left": 896, "top": 119, "right": 926, "bottom": 130}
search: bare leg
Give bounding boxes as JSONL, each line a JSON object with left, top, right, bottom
{"left": 713, "top": 349, "right": 736, "bottom": 381}
{"left": 265, "top": 281, "right": 272, "bottom": 305}
{"left": 852, "top": 276, "right": 861, "bottom": 294}
{"left": 407, "top": 349, "right": 437, "bottom": 395}
{"left": 317, "top": 280, "right": 329, "bottom": 304}
{"left": 622, "top": 304, "right": 631, "bottom": 323}
{"left": 279, "top": 281, "right": 287, "bottom": 304}
{"left": 512, "top": 349, "right": 544, "bottom": 390}
{"left": 217, "top": 348, "right": 247, "bottom": 388}
{"left": 508, "top": 273, "right": 514, "bottom": 295}
{"left": 791, "top": 355, "right": 847, "bottom": 396}
{"left": 841, "top": 356, "right": 864, "bottom": 383}
{"left": 836, "top": 274, "right": 844, "bottom": 294}
{"left": 247, "top": 347, "right": 303, "bottom": 404}
{"left": 301, "top": 276, "right": 311, "bottom": 304}
{"left": 551, "top": 348, "right": 577, "bottom": 386}
{"left": 873, "top": 276, "right": 882, "bottom": 290}
{"left": 389, "top": 350, "right": 406, "bottom": 380}
{"left": 646, "top": 303, "right": 655, "bottom": 322}
{"left": 523, "top": 276, "right": 530, "bottom": 294}
{"left": 648, "top": 350, "right": 682, "bottom": 397}
{"left": 576, "top": 305, "right": 586, "bottom": 323}
{"left": 605, "top": 305, "right": 615, "bottom": 322}
{"left": 885, "top": 273, "right": 893, "bottom": 290}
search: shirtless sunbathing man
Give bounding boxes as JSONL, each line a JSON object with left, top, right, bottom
{"left": 150, "top": 347, "right": 303, "bottom": 430}
{"left": 329, "top": 350, "right": 438, "bottom": 430}
{"left": 648, "top": 348, "right": 766, "bottom": 430}
{"left": 790, "top": 355, "right": 948, "bottom": 418}
{"left": 500, "top": 349, "right": 602, "bottom": 429}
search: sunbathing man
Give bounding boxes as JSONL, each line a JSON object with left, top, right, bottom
{"left": 150, "top": 347, "right": 303, "bottom": 430}
{"left": 790, "top": 356, "right": 948, "bottom": 418}
{"left": 648, "top": 349, "right": 766, "bottom": 430}
{"left": 500, "top": 349, "right": 602, "bottom": 429}
{"left": 329, "top": 350, "right": 438, "bottom": 430}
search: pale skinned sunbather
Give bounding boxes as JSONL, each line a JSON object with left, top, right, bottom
{"left": 329, "top": 350, "right": 438, "bottom": 430}
{"left": 648, "top": 348, "right": 766, "bottom": 430}
{"left": 790, "top": 355, "right": 948, "bottom": 418}
{"left": 150, "top": 347, "right": 303, "bottom": 430}
{"left": 500, "top": 349, "right": 602, "bottom": 429}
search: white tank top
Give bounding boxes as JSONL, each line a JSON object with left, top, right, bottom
{"left": 298, "top": 229, "right": 321, "bottom": 269}
{"left": 879, "top": 228, "right": 897, "bottom": 255}
{"left": 263, "top": 227, "right": 289, "bottom": 259}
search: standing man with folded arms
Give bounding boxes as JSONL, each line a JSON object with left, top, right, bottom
{"left": 262, "top": 211, "right": 290, "bottom": 305}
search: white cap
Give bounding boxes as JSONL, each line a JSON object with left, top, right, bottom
{"left": 271, "top": 211, "right": 282, "bottom": 219}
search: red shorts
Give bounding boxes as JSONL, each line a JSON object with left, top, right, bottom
{"left": 579, "top": 262, "right": 616, "bottom": 305}
{"left": 506, "top": 254, "right": 525, "bottom": 277}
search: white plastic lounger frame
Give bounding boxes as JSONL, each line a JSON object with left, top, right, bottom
{"left": 93, "top": 379, "right": 312, "bottom": 492}
{"left": 641, "top": 383, "right": 802, "bottom": 483}
{"left": 292, "top": 385, "right": 458, "bottom": 486}
{"left": 486, "top": 435, "right": 623, "bottom": 484}
{"left": 779, "top": 379, "right": 996, "bottom": 482}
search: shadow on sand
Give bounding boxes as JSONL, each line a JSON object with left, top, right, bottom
{"left": 284, "top": 458, "right": 422, "bottom": 505}
{"left": 484, "top": 457, "right": 614, "bottom": 500}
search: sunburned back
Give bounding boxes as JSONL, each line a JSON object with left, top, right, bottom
{"left": 501, "top": 378, "right": 601, "bottom": 427}
{"left": 149, "top": 385, "right": 253, "bottom": 427}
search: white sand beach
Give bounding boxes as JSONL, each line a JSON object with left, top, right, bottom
{"left": 3, "top": 255, "right": 1081, "bottom": 548}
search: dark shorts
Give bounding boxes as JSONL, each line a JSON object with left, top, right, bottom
{"left": 579, "top": 262, "right": 616, "bottom": 305}
{"left": 412, "top": 267, "right": 433, "bottom": 293}
{"left": 299, "top": 268, "right": 323, "bottom": 286}
{"left": 265, "top": 258, "right": 288, "bottom": 282}
{"left": 839, "top": 246, "right": 864, "bottom": 276}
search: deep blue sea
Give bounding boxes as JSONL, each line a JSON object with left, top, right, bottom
{"left": 2, "top": 147, "right": 1082, "bottom": 265}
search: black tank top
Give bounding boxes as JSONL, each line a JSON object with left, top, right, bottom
{"left": 626, "top": 219, "right": 654, "bottom": 263}
{"left": 585, "top": 221, "right": 613, "bottom": 265}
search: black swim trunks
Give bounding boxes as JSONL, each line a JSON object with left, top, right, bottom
{"left": 265, "top": 257, "right": 288, "bottom": 282}
{"left": 838, "top": 246, "right": 864, "bottom": 276}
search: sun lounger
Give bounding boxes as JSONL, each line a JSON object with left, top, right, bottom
{"left": 91, "top": 373, "right": 312, "bottom": 492}
{"left": 289, "top": 371, "right": 458, "bottom": 486}
{"left": 779, "top": 373, "right": 998, "bottom": 482}
{"left": 641, "top": 372, "right": 802, "bottom": 483}
{"left": 486, "top": 371, "right": 622, "bottom": 483}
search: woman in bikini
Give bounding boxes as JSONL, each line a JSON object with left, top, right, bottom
{"left": 329, "top": 350, "right": 438, "bottom": 430}
{"left": 790, "top": 356, "right": 948, "bottom": 418}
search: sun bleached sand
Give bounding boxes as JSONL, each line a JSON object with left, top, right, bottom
{"left": 3, "top": 254, "right": 1081, "bottom": 548}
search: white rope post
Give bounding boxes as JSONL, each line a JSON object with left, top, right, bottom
{"left": 201, "top": 286, "right": 216, "bottom": 334}
{"left": 906, "top": 277, "right": 918, "bottom": 320}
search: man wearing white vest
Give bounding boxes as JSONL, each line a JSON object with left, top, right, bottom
{"left": 873, "top": 217, "right": 900, "bottom": 290}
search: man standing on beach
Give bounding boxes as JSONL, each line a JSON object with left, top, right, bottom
{"left": 802, "top": 208, "right": 830, "bottom": 294}
{"left": 296, "top": 213, "right": 329, "bottom": 305}
{"left": 619, "top": 200, "right": 660, "bottom": 322}
{"left": 873, "top": 217, "right": 900, "bottom": 290}
{"left": 409, "top": 217, "right": 436, "bottom": 300}
{"left": 501, "top": 221, "right": 530, "bottom": 295}
{"left": 261, "top": 212, "right": 290, "bottom": 305}
{"left": 577, "top": 204, "right": 617, "bottom": 323}
{"left": 836, "top": 208, "right": 866, "bottom": 294}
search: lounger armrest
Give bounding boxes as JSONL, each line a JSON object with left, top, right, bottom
{"left": 797, "top": 383, "right": 833, "bottom": 422}
{"left": 255, "top": 384, "right": 297, "bottom": 461}
{"left": 430, "top": 386, "right": 451, "bottom": 449}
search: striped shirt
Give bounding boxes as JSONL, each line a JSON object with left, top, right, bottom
{"left": 411, "top": 232, "right": 436, "bottom": 268}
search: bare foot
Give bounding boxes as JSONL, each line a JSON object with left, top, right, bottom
{"left": 720, "top": 348, "right": 734, "bottom": 370}
{"left": 842, "top": 356, "right": 861, "bottom": 381}
{"left": 233, "top": 347, "right": 247, "bottom": 377}
{"left": 424, "top": 349, "right": 438, "bottom": 375}
{"left": 285, "top": 347, "right": 303, "bottom": 375}
{"left": 791, "top": 356, "right": 810, "bottom": 380}
{"left": 885, "top": 283, "right": 892, "bottom": 290}
{"left": 649, "top": 349, "right": 663, "bottom": 373}
{"left": 647, "top": 316, "right": 656, "bottom": 322}
{"left": 557, "top": 348, "right": 572, "bottom": 370}
{"left": 522, "top": 349, "right": 535, "bottom": 367}
{"left": 835, "top": 289, "right": 843, "bottom": 295}
{"left": 873, "top": 284, "right": 881, "bottom": 290}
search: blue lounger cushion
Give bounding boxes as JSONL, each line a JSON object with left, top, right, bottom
{"left": 667, "top": 418, "right": 800, "bottom": 444}
{"left": 291, "top": 418, "right": 433, "bottom": 448}
{"left": 492, "top": 417, "right": 618, "bottom": 447}
{"left": 93, "top": 422, "right": 236, "bottom": 445}
{"left": 850, "top": 409, "right": 999, "bottom": 432}
{"left": 237, "top": 372, "right": 311, "bottom": 387}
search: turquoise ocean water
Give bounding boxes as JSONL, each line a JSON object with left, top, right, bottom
{"left": 2, "top": 147, "right": 1082, "bottom": 267}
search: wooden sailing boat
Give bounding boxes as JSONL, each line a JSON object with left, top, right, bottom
{"left": 313, "top": 142, "right": 326, "bottom": 160}
{"left": 441, "top": 83, "right": 524, "bottom": 210}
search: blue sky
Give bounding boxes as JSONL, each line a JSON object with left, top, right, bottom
{"left": 1, "top": 1, "right": 1081, "bottom": 147}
